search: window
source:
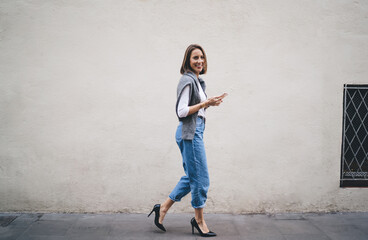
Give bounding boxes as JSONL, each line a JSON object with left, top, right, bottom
{"left": 340, "top": 84, "right": 368, "bottom": 187}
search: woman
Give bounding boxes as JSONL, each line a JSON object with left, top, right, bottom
{"left": 148, "top": 44, "right": 226, "bottom": 237}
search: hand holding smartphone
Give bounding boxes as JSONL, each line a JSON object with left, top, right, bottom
{"left": 207, "top": 93, "right": 228, "bottom": 107}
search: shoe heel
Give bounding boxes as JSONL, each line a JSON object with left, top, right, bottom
{"left": 192, "top": 224, "right": 194, "bottom": 234}
{"left": 148, "top": 209, "right": 154, "bottom": 217}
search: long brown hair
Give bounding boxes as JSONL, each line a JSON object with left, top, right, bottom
{"left": 180, "top": 44, "right": 207, "bottom": 75}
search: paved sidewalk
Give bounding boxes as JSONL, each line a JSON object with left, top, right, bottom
{"left": 0, "top": 212, "right": 367, "bottom": 240}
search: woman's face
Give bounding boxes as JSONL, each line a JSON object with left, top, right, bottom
{"left": 190, "top": 48, "right": 205, "bottom": 76}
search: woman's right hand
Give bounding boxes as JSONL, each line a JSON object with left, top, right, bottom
{"left": 188, "top": 93, "right": 226, "bottom": 115}
{"left": 205, "top": 96, "right": 223, "bottom": 107}
{"left": 205, "top": 93, "right": 227, "bottom": 107}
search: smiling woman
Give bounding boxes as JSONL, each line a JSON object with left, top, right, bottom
{"left": 148, "top": 44, "right": 228, "bottom": 237}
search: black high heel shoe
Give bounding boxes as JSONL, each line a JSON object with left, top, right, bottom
{"left": 148, "top": 204, "right": 166, "bottom": 232}
{"left": 191, "top": 217, "right": 217, "bottom": 237}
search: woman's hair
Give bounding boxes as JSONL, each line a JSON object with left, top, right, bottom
{"left": 180, "top": 44, "right": 207, "bottom": 75}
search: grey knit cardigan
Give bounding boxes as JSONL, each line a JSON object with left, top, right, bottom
{"left": 175, "top": 71, "right": 207, "bottom": 140}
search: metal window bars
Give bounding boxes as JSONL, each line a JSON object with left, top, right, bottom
{"left": 340, "top": 84, "right": 368, "bottom": 187}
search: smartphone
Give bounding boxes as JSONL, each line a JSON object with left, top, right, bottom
{"left": 218, "top": 93, "right": 228, "bottom": 99}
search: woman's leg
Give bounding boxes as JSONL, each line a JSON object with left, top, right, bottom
{"left": 189, "top": 117, "right": 210, "bottom": 209}
{"left": 195, "top": 208, "right": 210, "bottom": 233}
{"left": 159, "top": 198, "right": 174, "bottom": 224}
{"left": 192, "top": 118, "right": 211, "bottom": 233}
{"left": 159, "top": 122, "right": 191, "bottom": 224}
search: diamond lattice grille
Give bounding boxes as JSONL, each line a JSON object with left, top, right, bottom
{"left": 341, "top": 84, "right": 368, "bottom": 187}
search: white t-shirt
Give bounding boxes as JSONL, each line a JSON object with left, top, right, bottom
{"left": 177, "top": 78, "right": 207, "bottom": 118}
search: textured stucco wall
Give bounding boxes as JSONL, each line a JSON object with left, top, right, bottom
{"left": 1, "top": 0, "right": 367, "bottom": 213}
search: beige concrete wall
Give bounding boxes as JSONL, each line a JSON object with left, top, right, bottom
{"left": 1, "top": 0, "right": 367, "bottom": 213}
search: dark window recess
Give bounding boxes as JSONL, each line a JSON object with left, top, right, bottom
{"left": 340, "top": 84, "right": 368, "bottom": 187}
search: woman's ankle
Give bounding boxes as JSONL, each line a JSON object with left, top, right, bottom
{"left": 195, "top": 217, "right": 204, "bottom": 224}
{"left": 161, "top": 198, "right": 174, "bottom": 213}
{"left": 160, "top": 205, "right": 168, "bottom": 213}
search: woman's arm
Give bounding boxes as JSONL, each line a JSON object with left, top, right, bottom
{"left": 177, "top": 86, "right": 225, "bottom": 118}
{"left": 187, "top": 96, "right": 222, "bottom": 116}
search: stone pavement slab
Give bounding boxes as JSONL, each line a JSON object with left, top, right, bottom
{"left": 0, "top": 212, "right": 367, "bottom": 240}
